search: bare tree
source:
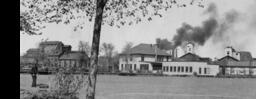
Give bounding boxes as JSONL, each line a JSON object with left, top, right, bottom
{"left": 112, "top": 51, "right": 120, "bottom": 72}
{"left": 78, "top": 41, "right": 91, "bottom": 57}
{"left": 101, "top": 42, "right": 115, "bottom": 72}
{"left": 20, "top": 0, "right": 204, "bottom": 98}
{"left": 121, "top": 42, "right": 133, "bottom": 72}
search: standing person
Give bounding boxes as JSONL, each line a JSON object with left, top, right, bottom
{"left": 31, "top": 60, "right": 38, "bottom": 87}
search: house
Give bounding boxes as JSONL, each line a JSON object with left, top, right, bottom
{"left": 119, "top": 43, "right": 172, "bottom": 73}
{"left": 39, "top": 41, "right": 72, "bottom": 64}
{"left": 21, "top": 41, "right": 89, "bottom": 73}
{"left": 59, "top": 51, "right": 89, "bottom": 72}
{"left": 215, "top": 46, "right": 256, "bottom": 76}
{"left": 162, "top": 42, "right": 219, "bottom": 76}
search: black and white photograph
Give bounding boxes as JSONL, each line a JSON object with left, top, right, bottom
{"left": 20, "top": 0, "right": 256, "bottom": 99}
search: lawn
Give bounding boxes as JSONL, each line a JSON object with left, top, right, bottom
{"left": 20, "top": 74, "right": 256, "bottom": 99}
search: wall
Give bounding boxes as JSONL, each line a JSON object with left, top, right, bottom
{"left": 162, "top": 62, "right": 219, "bottom": 76}
{"left": 119, "top": 61, "right": 153, "bottom": 72}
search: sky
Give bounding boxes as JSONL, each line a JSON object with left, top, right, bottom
{"left": 20, "top": 0, "right": 256, "bottom": 59}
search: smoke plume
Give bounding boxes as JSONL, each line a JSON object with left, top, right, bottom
{"left": 171, "top": 3, "right": 240, "bottom": 48}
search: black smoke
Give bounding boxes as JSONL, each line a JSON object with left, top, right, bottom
{"left": 171, "top": 3, "right": 240, "bottom": 48}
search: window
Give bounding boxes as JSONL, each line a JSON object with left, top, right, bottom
{"left": 170, "top": 66, "right": 173, "bottom": 72}
{"left": 199, "top": 67, "right": 201, "bottom": 74}
{"left": 141, "top": 56, "right": 144, "bottom": 61}
{"left": 178, "top": 67, "right": 180, "bottom": 72}
{"left": 174, "top": 66, "right": 176, "bottom": 72}
{"left": 189, "top": 67, "right": 193, "bottom": 72}
{"left": 185, "top": 67, "right": 189, "bottom": 72}
{"left": 204, "top": 68, "right": 207, "bottom": 74}
{"left": 121, "top": 64, "right": 123, "bottom": 70}
{"left": 134, "top": 64, "right": 136, "bottom": 70}
{"left": 166, "top": 66, "right": 169, "bottom": 72}
{"left": 181, "top": 67, "right": 184, "bottom": 72}
{"left": 163, "top": 66, "right": 165, "bottom": 71}
{"left": 140, "top": 64, "right": 149, "bottom": 71}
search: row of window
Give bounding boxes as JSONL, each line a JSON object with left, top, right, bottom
{"left": 120, "top": 64, "right": 149, "bottom": 71}
{"left": 163, "top": 66, "right": 193, "bottom": 73}
{"left": 121, "top": 64, "right": 136, "bottom": 71}
{"left": 122, "top": 56, "right": 171, "bottom": 62}
{"left": 199, "top": 67, "right": 210, "bottom": 74}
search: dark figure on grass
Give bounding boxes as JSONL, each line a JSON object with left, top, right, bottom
{"left": 31, "top": 60, "right": 38, "bottom": 87}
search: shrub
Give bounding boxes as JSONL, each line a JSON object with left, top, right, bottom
{"left": 49, "top": 66, "right": 87, "bottom": 98}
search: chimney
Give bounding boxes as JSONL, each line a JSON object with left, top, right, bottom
{"left": 154, "top": 44, "right": 158, "bottom": 62}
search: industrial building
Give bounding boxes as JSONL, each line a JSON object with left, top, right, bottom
{"left": 214, "top": 46, "right": 256, "bottom": 76}
{"left": 162, "top": 42, "right": 219, "bottom": 76}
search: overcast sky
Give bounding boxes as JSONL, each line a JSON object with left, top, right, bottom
{"left": 20, "top": 0, "right": 256, "bottom": 59}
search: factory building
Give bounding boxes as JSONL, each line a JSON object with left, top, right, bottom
{"left": 162, "top": 42, "right": 219, "bottom": 76}
{"left": 215, "top": 46, "right": 256, "bottom": 76}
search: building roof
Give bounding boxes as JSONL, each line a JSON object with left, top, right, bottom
{"left": 64, "top": 45, "right": 71, "bottom": 47}
{"left": 26, "top": 48, "right": 40, "bottom": 53}
{"left": 214, "top": 56, "right": 239, "bottom": 66}
{"left": 227, "top": 61, "right": 251, "bottom": 66}
{"left": 238, "top": 51, "right": 252, "bottom": 61}
{"left": 173, "top": 53, "right": 211, "bottom": 62}
{"left": 218, "top": 56, "right": 239, "bottom": 62}
{"left": 120, "top": 43, "right": 171, "bottom": 56}
{"left": 59, "top": 51, "right": 88, "bottom": 60}
{"left": 40, "top": 41, "right": 63, "bottom": 45}
{"left": 24, "top": 48, "right": 41, "bottom": 58}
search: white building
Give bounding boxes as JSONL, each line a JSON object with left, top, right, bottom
{"left": 162, "top": 62, "right": 219, "bottom": 76}
{"left": 162, "top": 42, "right": 219, "bottom": 76}
{"left": 119, "top": 44, "right": 172, "bottom": 73}
{"left": 216, "top": 46, "right": 256, "bottom": 76}
{"left": 224, "top": 46, "right": 240, "bottom": 60}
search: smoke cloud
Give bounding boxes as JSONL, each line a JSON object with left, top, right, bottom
{"left": 171, "top": 3, "right": 240, "bottom": 48}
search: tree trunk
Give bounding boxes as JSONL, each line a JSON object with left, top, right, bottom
{"left": 86, "top": 0, "right": 107, "bottom": 99}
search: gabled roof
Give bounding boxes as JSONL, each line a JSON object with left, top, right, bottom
{"left": 218, "top": 56, "right": 239, "bottom": 61}
{"left": 59, "top": 51, "right": 88, "bottom": 60}
{"left": 178, "top": 53, "right": 201, "bottom": 61}
{"left": 214, "top": 56, "right": 239, "bottom": 66}
{"left": 120, "top": 43, "right": 171, "bottom": 56}
{"left": 174, "top": 53, "right": 211, "bottom": 62}
{"left": 238, "top": 51, "right": 252, "bottom": 61}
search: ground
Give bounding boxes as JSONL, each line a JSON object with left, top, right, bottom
{"left": 20, "top": 74, "right": 256, "bottom": 99}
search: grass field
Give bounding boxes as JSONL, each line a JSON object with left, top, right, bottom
{"left": 20, "top": 74, "right": 256, "bottom": 99}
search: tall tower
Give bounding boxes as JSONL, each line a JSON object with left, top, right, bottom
{"left": 224, "top": 46, "right": 234, "bottom": 57}
{"left": 224, "top": 46, "right": 240, "bottom": 60}
{"left": 186, "top": 42, "right": 194, "bottom": 54}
